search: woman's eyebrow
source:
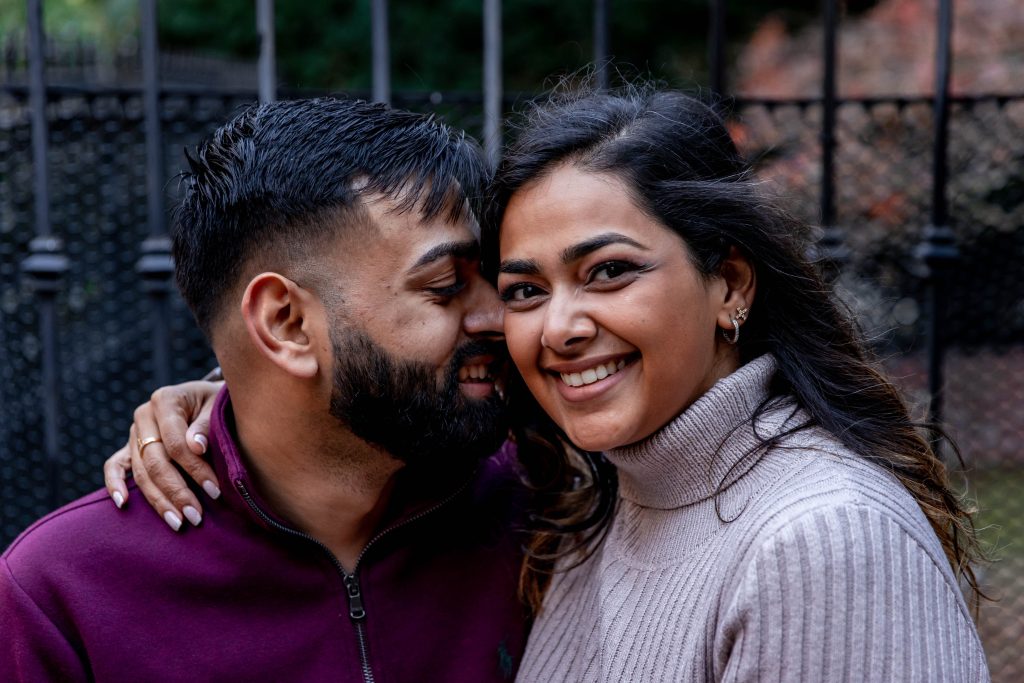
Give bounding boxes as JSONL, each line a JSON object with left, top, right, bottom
{"left": 560, "top": 232, "right": 648, "bottom": 264}
{"left": 499, "top": 233, "right": 649, "bottom": 275}
{"left": 498, "top": 258, "right": 540, "bottom": 275}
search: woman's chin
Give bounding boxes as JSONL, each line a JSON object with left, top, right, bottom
{"left": 564, "top": 427, "right": 625, "bottom": 454}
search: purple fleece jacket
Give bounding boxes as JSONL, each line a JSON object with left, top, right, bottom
{"left": 1, "top": 389, "right": 528, "bottom": 682}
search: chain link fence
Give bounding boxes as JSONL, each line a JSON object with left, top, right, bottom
{"left": 1, "top": 87, "right": 1021, "bottom": 679}
{"left": 736, "top": 95, "right": 1024, "bottom": 679}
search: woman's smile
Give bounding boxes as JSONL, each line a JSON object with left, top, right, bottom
{"left": 545, "top": 353, "right": 636, "bottom": 399}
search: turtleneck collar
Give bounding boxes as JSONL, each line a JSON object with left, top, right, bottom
{"left": 605, "top": 354, "right": 786, "bottom": 509}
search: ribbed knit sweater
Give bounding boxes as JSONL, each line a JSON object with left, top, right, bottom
{"left": 517, "top": 355, "right": 989, "bottom": 682}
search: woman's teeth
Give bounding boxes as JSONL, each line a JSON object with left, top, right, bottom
{"left": 560, "top": 359, "right": 626, "bottom": 388}
{"left": 458, "top": 364, "right": 491, "bottom": 381}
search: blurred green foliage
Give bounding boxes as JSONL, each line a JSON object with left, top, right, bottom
{"left": 2, "top": 1, "right": 879, "bottom": 92}
{"left": 155, "top": 0, "right": 826, "bottom": 92}
{"left": 0, "top": 0, "right": 138, "bottom": 44}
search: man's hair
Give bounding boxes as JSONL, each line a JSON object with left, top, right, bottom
{"left": 173, "top": 97, "right": 486, "bottom": 337}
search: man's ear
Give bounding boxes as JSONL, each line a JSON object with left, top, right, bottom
{"left": 715, "top": 246, "right": 756, "bottom": 332}
{"left": 240, "top": 273, "right": 322, "bottom": 379}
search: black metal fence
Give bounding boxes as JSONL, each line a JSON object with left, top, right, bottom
{"left": 1, "top": 0, "right": 1021, "bottom": 679}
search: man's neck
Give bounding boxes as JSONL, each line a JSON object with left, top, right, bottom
{"left": 233, "top": 405, "right": 405, "bottom": 572}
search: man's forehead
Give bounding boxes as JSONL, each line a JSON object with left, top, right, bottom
{"left": 360, "top": 195, "right": 481, "bottom": 267}
{"left": 360, "top": 183, "right": 480, "bottom": 236}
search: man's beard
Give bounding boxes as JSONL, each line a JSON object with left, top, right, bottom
{"left": 328, "top": 328, "right": 509, "bottom": 472}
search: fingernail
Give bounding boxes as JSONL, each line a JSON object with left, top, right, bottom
{"left": 163, "top": 510, "right": 183, "bottom": 532}
{"left": 202, "top": 480, "right": 221, "bottom": 500}
{"left": 193, "top": 433, "right": 208, "bottom": 453}
{"left": 112, "top": 491, "right": 125, "bottom": 509}
{"left": 183, "top": 505, "right": 202, "bottom": 526}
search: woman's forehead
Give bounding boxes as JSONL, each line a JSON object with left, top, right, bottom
{"left": 499, "top": 167, "right": 660, "bottom": 249}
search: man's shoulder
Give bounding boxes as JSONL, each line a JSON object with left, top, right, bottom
{"left": 3, "top": 483, "right": 175, "bottom": 586}
{"left": 6, "top": 486, "right": 125, "bottom": 554}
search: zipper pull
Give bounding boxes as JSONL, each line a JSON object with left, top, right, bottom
{"left": 344, "top": 575, "right": 367, "bottom": 621}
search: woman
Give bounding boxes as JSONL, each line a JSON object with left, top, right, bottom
{"left": 106, "top": 86, "right": 988, "bottom": 681}
{"left": 486, "top": 86, "right": 987, "bottom": 681}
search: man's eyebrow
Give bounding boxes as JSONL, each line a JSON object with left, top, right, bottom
{"left": 560, "top": 232, "right": 649, "bottom": 264}
{"left": 409, "top": 240, "right": 480, "bottom": 272}
{"left": 498, "top": 258, "right": 541, "bottom": 276}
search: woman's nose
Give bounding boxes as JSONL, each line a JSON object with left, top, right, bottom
{"left": 540, "top": 291, "right": 596, "bottom": 353}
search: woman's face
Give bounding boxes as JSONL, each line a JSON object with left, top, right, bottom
{"left": 497, "top": 165, "right": 742, "bottom": 452}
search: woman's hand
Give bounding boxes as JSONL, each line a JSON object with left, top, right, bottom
{"left": 103, "top": 380, "right": 224, "bottom": 531}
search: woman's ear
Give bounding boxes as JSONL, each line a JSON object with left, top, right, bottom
{"left": 716, "top": 246, "right": 756, "bottom": 333}
{"left": 240, "top": 273, "right": 322, "bottom": 379}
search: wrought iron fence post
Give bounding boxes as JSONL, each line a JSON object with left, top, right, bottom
{"left": 257, "top": 0, "right": 277, "bottom": 103}
{"left": 483, "top": 0, "right": 502, "bottom": 168}
{"left": 708, "top": 0, "right": 726, "bottom": 96}
{"left": 593, "top": 0, "right": 609, "bottom": 89}
{"left": 916, "top": 0, "right": 958, "bottom": 429}
{"left": 137, "top": 0, "right": 173, "bottom": 389}
{"left": 21, "top": 0, "right": 68, "bottom": 510}
{"left": 372, "top": 0, "right": 390, "bottom": 104}
{"left": 815, "top": 0, "right": 848, "bottom": 276}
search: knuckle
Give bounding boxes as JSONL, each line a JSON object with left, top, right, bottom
{"left": 169, "top": 489, "right": 196, "bottom": 510}
{"left": 129, "top": 460, "right": 148, "bottom": 485}
{"left": 138, "top": 445, "right": 166, "bottom": 471}
{"left": 150, "top": 385, "right": 179, "bottom": 406}
{"left": 162, "top": 433, "right": 186, "bottom": 459}
{"left": 184, "top": 458, "right": 207, "bottom": 480}
{"left": 150, "top": 467, "right": 181, "bottom": 496}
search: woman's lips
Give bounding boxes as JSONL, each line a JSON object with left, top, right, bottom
{"left": 546, "top": 354, "right": 638, "bottom": 403}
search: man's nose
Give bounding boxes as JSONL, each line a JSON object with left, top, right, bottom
{"left": 462, "top": 273, "right": 504, "bottom": 339}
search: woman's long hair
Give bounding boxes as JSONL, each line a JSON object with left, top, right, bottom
{"left": 485, "top": 84, "right": 984, "bottom": 615}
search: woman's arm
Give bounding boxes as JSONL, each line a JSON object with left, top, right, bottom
{"left": 103, "top": 379, "right": 223, "bottom": 531}
{"left": 716, "top": 505, "right": 989, "bottom": 682}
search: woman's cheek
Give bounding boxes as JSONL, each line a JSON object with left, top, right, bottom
{"left": 503, "top": 317, "right": 534, "bottom": 369}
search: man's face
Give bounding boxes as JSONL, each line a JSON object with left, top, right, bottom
{"left": 321, "top": 198, "right": 509, "bottom": 466}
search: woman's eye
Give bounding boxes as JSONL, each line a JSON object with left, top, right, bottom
{"left": 590, "top": 261, "right": 636, "bottom": 282}
{"left": 500, "top": 283, "right": 544, "bottom": 302}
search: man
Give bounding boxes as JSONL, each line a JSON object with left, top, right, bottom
{"left": 0, "top": 98, "right": 527, "bottom": 682}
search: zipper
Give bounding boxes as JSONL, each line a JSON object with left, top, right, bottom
{"left": 343, "top": 574, "right": 373, "bottom": 683}
{"left": 236, "top": 482, "right": 377, "bottom": 683}
{"left": 235, "top": 471, "right": 476, "bottom": 683}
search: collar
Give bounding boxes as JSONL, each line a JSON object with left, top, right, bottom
{"left": 605, "top": 354, "right": 785, "bottom": 509}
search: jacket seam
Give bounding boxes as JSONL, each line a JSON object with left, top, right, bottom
{"left": 1, "top": 557, "right": 84, "bottom": 655}
{"left": 2, "top": 488, "right": 135, "bottom": 559}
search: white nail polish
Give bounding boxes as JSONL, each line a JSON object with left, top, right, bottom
{"left": 193, "top": 434, "right": 209, "bottom": 453}
{"left": 202, "top": 480, "right": 222, "bottom": 500}
{"left": 112, "top": 491, "right": 125, "bottom": 509}
{"left": 183, "top": 505, "right": 202, "bottom": 526}
{"left": 163, "top": 511, "right": 183, "bottom": 531}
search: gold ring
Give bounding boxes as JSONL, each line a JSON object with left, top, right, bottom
{"left": 137, "top": 436, "right": 162, "bottom": 456}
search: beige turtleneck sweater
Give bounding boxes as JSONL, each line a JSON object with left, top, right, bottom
{"left": 517, "top": 355, "right": 989, "bottom": 682}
